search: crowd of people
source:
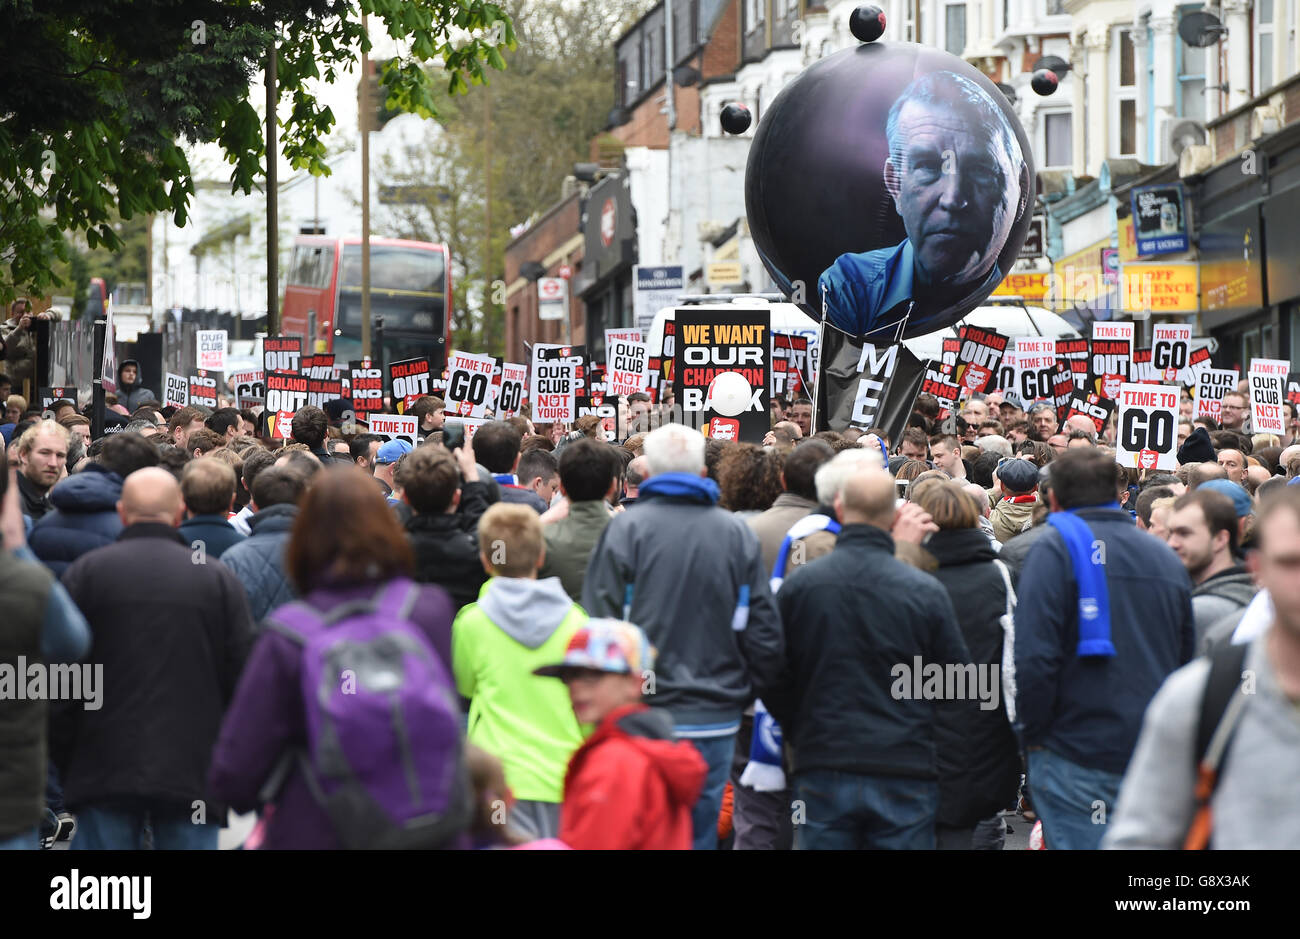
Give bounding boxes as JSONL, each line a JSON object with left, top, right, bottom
{"left": 2, "top": 357, "right": 1299, "bottom": 851}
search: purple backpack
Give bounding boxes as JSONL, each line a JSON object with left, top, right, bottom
{"left": 267, "top": 578, "right": 470, "bottom": 849}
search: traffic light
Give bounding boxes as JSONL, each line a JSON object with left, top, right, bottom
{"left": 358, "top": 58, "right": 399, "bottom": 132}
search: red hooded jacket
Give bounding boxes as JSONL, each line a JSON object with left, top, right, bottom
{"left": 559, "top": 704, "right": 706, "bottom": 850}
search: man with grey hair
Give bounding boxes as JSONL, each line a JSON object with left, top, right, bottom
{"left": 582, "top": 423, "right": 784, "bottom": 850}
{"left": 819, "top": 70, "right": 1029, "bottom": 338}
{"left": 975, "top": 433, "right": 1013, "bottom": 459}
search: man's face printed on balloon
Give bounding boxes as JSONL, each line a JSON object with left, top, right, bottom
{"left": 883, "top": 74, "right": 1024, "bottom": 289}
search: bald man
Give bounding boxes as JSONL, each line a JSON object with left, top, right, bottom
{"left": 760, "top": 465, "right": 970, "bottom": 850}
{"left": 56, "top": 466, "right": 254, "bottom": 850}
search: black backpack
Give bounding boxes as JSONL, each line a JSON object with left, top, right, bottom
{"left": 1183, "top": 641, "right": 1250, "bottom": 850}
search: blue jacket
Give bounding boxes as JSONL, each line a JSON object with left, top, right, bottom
{"left": 1013, "top": 506, "right": 1195, "bottom": 776}
{"left": 28, "top": 464, "right": 125, "bottom": 576}
{"left": 179, "top": 514, "right": 246, "bottom": 560}
{"left": 219, "top": 504, "right": 298, "bottom": 622}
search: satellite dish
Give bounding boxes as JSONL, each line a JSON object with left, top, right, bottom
{"left": 996, "top": 82, "right": 1018, "bottom": 106}
{"left": 1032, "top": 55, "right": 1071, "bottom": 78}
{"left": 1179, "top": 11, "right": 1227, "bottom": 48}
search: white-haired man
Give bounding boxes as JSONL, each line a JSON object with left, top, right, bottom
{"left": 582, "top": 424, "right": 784, "bottom": 851}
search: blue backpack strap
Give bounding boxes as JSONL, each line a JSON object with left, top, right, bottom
{"left": 622, "top": 583, "right": 634, "bottom": 622}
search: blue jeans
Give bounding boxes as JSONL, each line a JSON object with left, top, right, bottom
{"left": 678, "top": 734, "right": 737, "bottom": 851}
{"left": 0, "top": 828, "right": 37, "bottom": 850}
{"left": 1027, "top": 749, "right": 1122, "bottom": 850}
{"left": 73, "top": 805, "right": 218, "bottom": 851}
{"left": 793, "top": 771, "right": 938, "bottom": 850}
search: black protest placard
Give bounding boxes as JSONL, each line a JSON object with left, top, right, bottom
{"left": 38, "top": 387, "right": 72, "bottom": 409}
{"left": 940, "top": 336, "right": 961, "bottom": 376}
{"left": 388, "top": 357, "right": 433, "bottom": 413}
{"left": 646, "top": 321, "right": 676, "bottom": 403}
{"left": 348, "top": 361, "right": 385, "bottom": 423}
{"left": 266, "top": 371, "right": 309, "bottom": 414}
{"left": 674, "top": 310, "right": 770, "bottom": 442}
{"left": 1288, "top": 372, "right": 1300, "bottom": 406}
{"left": 1057, "top": 337, "right": 1090, "bottom": 387}
{"left": 576, "top": 393, "right": 619, "bottom": 442}
{"left": 537, "top": 345, "right": 589, "bottom": 398}
{"left": 1066, "top": 391, "right": 1116, "bottom": 434}
{"left": 497, "top": 363, "right": 528, "bottom": 419}
{"left": 1053, "top": 361, "right": 1077, "bottom": 421}
{"left": 301, "top": 354, "right": 336, "bottom": 379}
{"left": 953, "top": 326, "right": 1009, "bottom": 396}
{"left": 920, "top": 363, "right": 961, "bottom": 417}
{"left": 188, "top": 372, "right": 218, "bottom": 408}
{"left": 772, "top": 332, "right": 812, "bottom": 400}
{"left": 817, "top": 323, "right": 928, "bottom": 444}
{"left": 1089, "top": 339, "right": 1134, "bottom": 399}
{"left": 264, "top": 336, "right": 303, "bottom": 374}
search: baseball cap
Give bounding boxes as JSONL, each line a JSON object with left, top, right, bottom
{"left": 998, "top": 457, "right": 1039, "bottom": 494}
{"left": 1199, "top": 479, "right": 1253, "bottom": 518}
{"left": 533, "top": 619, "right": 655, "bottom": 678}
{"left": 374, "top": 439, "right": 413, "bottom": 465}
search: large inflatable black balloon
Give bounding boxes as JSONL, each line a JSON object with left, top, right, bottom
{"left": 745, "top": 42, "right": 1035, "bottom": 340}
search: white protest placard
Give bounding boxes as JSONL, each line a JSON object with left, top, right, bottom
{"left": 101, "top": 298, "right": 118, "bottom": 394}
{"left": 1250, "top": 358, "right": 1291, "bottom": 377}
{"left": 605, "top": 338, "right": 648, "bottom": 397}
{"left": 445, "top": 350, "right": 496, "bottom": 419}
{"left": 197, "top": 330, "right": 227, "bottom": 372}
{"left": 368, "top": 413, "right": 419, "bottom": 444}
{"left": 1248, "top": 366, "right": 1288, "bottom": 434}
{"left": 1116, "top": 382, "right": 1180, "bottom": 471}
{"left": 445, "top": 417, "right": 489, "bottom": 442}
{"left": 1151, "top": 323, "right": 1193, "bottom": 384}
{"left": 1010, "top": 338, "right": 1056, "bottom": 405}
{"left": 1194, "top": 368, "right": 1238, "bottom": 421}
{"left": 164, "top": 372, "right": 188, "bottom": 409}
{"left": 605, "top": 327, "right": 643, "bottom": 349}
{"left": 496, "top": 363, "right": 528, "bottom": 419}
{"left": 531, "top": 357, "right": 577, "bottom": 424}
{"left": 230, "top": 369, "right": 265, "bottom": 402}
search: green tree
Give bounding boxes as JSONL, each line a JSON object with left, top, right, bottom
{"left": 0, "top": 0, "right": 514, "bottom": 302}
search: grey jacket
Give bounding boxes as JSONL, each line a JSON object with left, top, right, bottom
{"left": 1190, "top": 567, "right": 1256, "bottom": 651}
{"left": 581, "top": 489, "right": 784, "bottom": 726}
{"left": 1104, "top": 633, "right": 1300, "bottom": 849}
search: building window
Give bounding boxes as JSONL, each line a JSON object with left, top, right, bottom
{"left": 945, "top": 4, "right": 967, "bottom": 56}
{"left": 746, "top": 0, "right": 765, "bottom": 32}
{"left": 1044, "top": 0, "right": 1066, "bottom": 14}
{"left": 1177, "top": 6, "right": 1207, "bottom": 121}
{"left": 1256, "top": 0, "right": 1275, "bottom": 93}
{"left": 1044, "top": 112, "right": 1072, "bottom": 167}
{"left": 1113, "top": 28, "right": 1137, "bottom": 157}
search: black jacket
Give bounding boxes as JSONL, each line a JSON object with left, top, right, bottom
{"left": 17, "top": 471, "right": 50, "bottom": 520}
{"left": 764, "top": 524, "right": 970, "bottom": 780}
{"left": 53, "top": 523, "right": 255, "bottom": 814}
{"left": 406, "top": 479, "right": 490, "bottom": 612}
{"left": 924, "top": 528, "right": 1021, "bottom": 826}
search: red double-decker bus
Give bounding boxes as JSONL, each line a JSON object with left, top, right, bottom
{"left": 281, "top": 236, "right": 452, "bottom": 369}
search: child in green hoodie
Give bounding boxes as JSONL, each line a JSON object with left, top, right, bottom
{"left": 452, "top": 502, "right": 588, "bottom": 840}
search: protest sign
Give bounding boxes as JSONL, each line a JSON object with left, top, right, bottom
{"left": 444, "top": 417, "right": 488, "bottom": 441}
{"left": 675, "top": 310, "right": 771, "bottom": 442}
{"left": 1194, "top": 368, "right": 1238, "bottom": 421}
{"left": 268, "top": 410, "right": 295, "bottom": 441}
{"left": 953, "top": 326, "right": 1009, "bottom": 395}
{"left": 1249, "top": 365, "right": 1289, "bottom": 434}
{"left": 38, "top": 387, "right": 72, "bottom": 410}
{"left": 264, "top": 337, "right": 303, "bottom": 374}
{"left": 1057, "top": 337, "right": 1090, "bottom": 388}
{"left": 160, "top": 373, "right": 187, "bottom": 409}
{"left": 1091, "top": 322, "right": 1134, "bottom": 384}
{"left": 497, "top": 363, "right": 528, "bottom": 419}
{"left": 348, "top": 362, "right": 385, "bottom": 423}
{"left": 1151, "top": 323, "right": 1192, "bottom": 384}
{"left": 605, "top": 327, "right": 643, "bottom": 349}
{"left": 230, "top": 369, "right": 265, "bottom": 402}
{"left": 772, "top": 332, "right": 812, "bottom": 399}
{"left": 197, "top": 330, "right": 227, "bottom": 372}
{"left": 920, "top": 362, "right": 961, "bottom": 417}
{"left": 605, "top": 339, "right": 649, "bottom": 397}
{"left": 940, "top": 336, "right": 962, "bottom": 376}
{"left": 388, "top": 357, "right": 433, "bottom": 413}
{"left": 576, "top": 394, "right": 619, "bottom": 442}
{"left": 1116, "top": 382, "right": 1179, "bottom": 470}
{"left": 1065, "top": 391, "right": 1115, "bottom": 434}
{"left": 188, "top": 372, "right": 218, "bottom": 409}
{"left": 266, "top": 372, "right": 309, "bottom": 414}
{"left": 1009, "top": 338, "right": 1057, "bottom": 405}
{"left": 446, "top": 351, "right": 497, "bottom": 418}
{"left": 817, "top": 324, "right": 928, "bottom": 443}
{"left": 532, "top": 357, "right": 577, "bottom": 424}
{"left": 369, "top": 413, "right": 419, "bottom": 444}
{"left": 1052, "top": 361, "right": 1077, "bottom": 420}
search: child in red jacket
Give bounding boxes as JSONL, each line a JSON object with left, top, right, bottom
{"left": 534, "top": 619, "right": 706, "bottom": 850}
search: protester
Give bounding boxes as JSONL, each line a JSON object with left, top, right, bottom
{"left": 1014, "top": 448, "right": 1195, "bottom": 849}
{"left": 583, "top": 423, "right": 783, "bottom": 850}
{"left": 534, "top": 619, "right": 706, "bottom": 850}
{"left": 208, "top": 467, "right": 465, "bottom": 850}
{"left": 913, "top": 480, "right": 1019, "bottom": 850}
{"left": 621, "top": 454, "right": 649, "bottom": 507}
{"left": 290, "top": 406, "right": 334, "bottom": 464}
{"left": 55, "top": 468, "right": 254, "bottom": 849}
{"left": 453, "top": 502, "right": 588, "bottom": 840}
{"left": 348, "top": 432, "right": 384, "bottom": 472}
{"left": 372, "top": 439, "right": 412, "bottom": 500}
{"left": 178, "top": 458, "right": 247, "bottom": 559}
{"left": 219, "top": 466, "right": 308, "bottom": 622}
{"left": 747, "top": 439, "right": 836, "bottom": 574}
{"left": 763, "top": 464, "right": 969, "bottom": 849}
{"left": 475, "top": 420, "right": 548, "bottom": 513}
{"left": 539, "top": 438, "right": 620, "bottom": 601}
{"left": 1165, "top": 489, "right": 1257, "bottom": 649}
{"left": 29, "top": 432, "right": 160, "bottom": 575}
{"left": 989, "top": 457, "right": 1038, "bottom": 544}
{"left": 404, "top": 442, "right": 491, "bottom": 611}
{"left": 517, "top": 448, "right": 561, "bottom": 510}
{"left": 1106, "top": 488, "right": 1300, "bottom": 848}
{"left": 717, "top": 442, "right": 783, "bottom": 517}
{"left": 167, "top": 406, "right": 207, "bottom": 450}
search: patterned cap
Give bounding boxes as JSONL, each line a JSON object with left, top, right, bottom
{"left": 533, "top": 618, "right": 655, "bottom": 678}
